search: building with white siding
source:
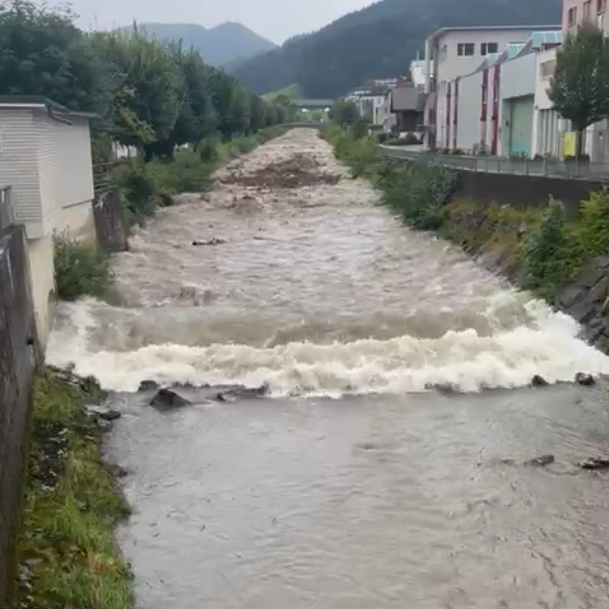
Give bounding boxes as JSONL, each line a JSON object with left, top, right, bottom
{"left": 423, "top": 25, "right": 560, "bottom": 149}
{"left": 0, "top": 96, "right": 98, "bottom": 345}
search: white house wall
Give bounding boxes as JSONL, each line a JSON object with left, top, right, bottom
{"left": 456, "top": 71, "right": 482, "bottom": 152}
{"left": 35, "top": 111, "right": 59, "bottom": 237}
{"left": 0, "top": 109, "right": 46, "bottom": 238}
{"left": 501, "top": 53, "right": 536, "bottom": 99}
{"left": 55, "top": 117, "right": 94, "bottom": 210}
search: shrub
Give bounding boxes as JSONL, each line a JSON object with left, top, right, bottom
{"left": 197, "top": 137, "right": 220, "bottom": 164}
{"left": 381, "top": 161, "right": 457, "bottom": 229}
{"left": 115, "top": 161, "right": 159, "bottom": 225}
{"left": 54, "top": 236, "right": 114, "bottom": 301}
{"left": 150, "top": 149, "right": 212, "bottom": 194}
{"left": 521, "top": 200, "right": 577, "bottom": 300}
{"left": 377, "top": 132, "right": 390, "bottom": 144}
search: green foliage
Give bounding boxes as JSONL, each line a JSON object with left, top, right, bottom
{"left": 329, "top": 99, "right": 360, "bottom": 126}
{"left": 0, "top": 2, "right": 285, "bottom": 160}
{"left": 11, "top": 370, "right": 132, "bottom": 609}
{"left": 520, "top": 200, "right": 576, "bottom": 299}
{"left": 116, "top": 161, "right": 159, "bottom": 225}
{"left": 54, "top": 236, "right": 114, "bottom": 301}
{"left": 149, "top": 149, "right": 213, "bottom": 195}
{"left": 549, "top": 26, "right": 609, "bottom": 155}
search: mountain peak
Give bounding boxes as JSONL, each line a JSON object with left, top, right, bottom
{"left": 137, "top": 21, "right": 276, "bottom": 67}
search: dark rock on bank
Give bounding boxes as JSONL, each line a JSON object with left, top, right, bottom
{"left": 531, "top": 375, "right": 549, "bottom": 387}
{"left": 579, "top": 457, "right": 609, "bottom": 470}
{"left": 525, "top": 454, "right": 555, "bottom": 467}
{"left": 150, "top": 388, "right": 192, "bottom": 410}
{"left": 138, "top": 380, "right": 160, "bottom": 392}
{"left": 574, "top": 372, "right": 595, "bottom": 386}
{"left": 215, "top": 383, "right": 270, "bottom": 402}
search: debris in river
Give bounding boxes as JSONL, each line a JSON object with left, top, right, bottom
{"left": 215, "top": 383, "right": 270, "bottom": 402}
{"left": 86, "top": 405, "right": 122, "bottom": 421}
{"left": 139, "top": 380, "right": 160, "bottom": 392}
{"left": 574, "top": 372, "right": 596, "bottom": 386}
{"left": 222, "top": 154, "right": 341, "bottom": 189}
{"left": 578, "top": 457, "right": 609, "bottom": 470}
{"left": 524, "top": 454, "right": 555, "bottom": 467}
{"left": 531, "top": 375, "right": 549, "bottom": 387}
{"left": 192, "top": 237, "right": 226, "bottom": 246}
{"left": 150, "top": 388, "right": 192, "bottom": 410}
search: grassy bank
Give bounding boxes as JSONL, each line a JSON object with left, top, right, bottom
{"left": 322, "top": 124, "right": 609, "bottom": 304}
{"left": 10, "top": 368, "right": 132, "bottom": 609}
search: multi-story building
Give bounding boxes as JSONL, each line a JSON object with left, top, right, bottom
{"left": 563, "top": 0, "right": 607, "bottom": 32}
{"left": 423, "top": 25, "right": 559, "bottom": 149}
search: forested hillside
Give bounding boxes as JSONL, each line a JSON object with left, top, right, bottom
{"left": 231, "top": 0, "right": 562, "bottom": 97}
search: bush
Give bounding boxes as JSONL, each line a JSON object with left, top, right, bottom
{"left": 381, "top": 160, "right": 457, "bottom": 229}
{"left": 115, "top": 161, "right": 159, "bottom": 226}
{"left": 54, "top": 236, "right": 114, "bottom": 301}
{"left": 150, "top": 149, "right": 212, "bottom": 194}
{"left": 403, "top": 132, "right": 422, "bottom": 146}
{"left": 377, "top": 132, "right": 390, "bottom": 144}
{"left": 197, "top": 137, "right": 220, "bottom": 164}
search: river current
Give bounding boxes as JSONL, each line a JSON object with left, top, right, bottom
{"left": 47, "top": 129, "right": 609, "bottom": 608}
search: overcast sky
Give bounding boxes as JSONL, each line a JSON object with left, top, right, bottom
{"left": 74, "top": 0, "right": 375, "bottom": 43}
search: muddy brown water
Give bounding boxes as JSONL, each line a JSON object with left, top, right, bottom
{"left": 47, "top": 130, "right": 609, "bottom": 607}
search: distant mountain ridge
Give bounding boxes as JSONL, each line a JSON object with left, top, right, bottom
{"left": 230, "top": 0, "right": 562, "bottom": 98}
{"left": 138, "top": 21, "right": 277, "bottom": 67}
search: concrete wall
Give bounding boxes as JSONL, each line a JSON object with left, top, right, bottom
{"left": 453, "top": 168, "right": 601, "bottom": 218}
{"left": 0, "top": 225, "right": 39, "bottom": 608}
{"left": 27, "top": 234, "right": 56, "bottom": 349}
{"left": 60, "top": 201, "right": 96, "bottom": 244}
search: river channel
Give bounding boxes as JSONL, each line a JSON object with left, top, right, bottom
{"left": 47, "top": 129, "right": 609, "bottom": 607}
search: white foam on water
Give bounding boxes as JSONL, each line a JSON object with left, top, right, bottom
{"left": 46, "top": 293, "right": 609, "bottom": 396}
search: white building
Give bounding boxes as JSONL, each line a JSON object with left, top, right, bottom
{"left": 0, "top": 96, "right": 98, "bottom": 345}
{"left": 424, "top": 25, "right": 560, "bottom": 149}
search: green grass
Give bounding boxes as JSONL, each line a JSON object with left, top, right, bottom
{"left": 11, "top": 370, "right": 133, "bottom": 609}
{"left": 263, "top": 83, "right": 302, "bottom": 101}
{"left": 54, "top": 236, "right": 115, "bottom": 302}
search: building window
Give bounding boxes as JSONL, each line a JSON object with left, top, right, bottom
{"left": 598, "top": 0, "right": 606, "bottom": 13}
{"left": 568, "top": 6, "right": 578, "bottom": 25}
{"left": 480, "top": 42, "right": 498, "bottom": 56}
{"left": 457, "top": 43, "right": 475, "bottom": 57}
{"left": 584, "top": 0, "right": 592, "bottom": 20}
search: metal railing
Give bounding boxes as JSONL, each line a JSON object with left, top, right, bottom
{"left": 378, "top": 145, "right": 609, "bottom": 180}
{"left": 0, "top": 187, "right": 14, "bottom": 230}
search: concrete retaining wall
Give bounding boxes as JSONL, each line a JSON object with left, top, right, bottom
{"left": 453, "top": 169, "right": 603, "bottom": 219}
{"left": 93, "top": 189, "right": 128, "bottom": 253}
{"left": 0, "top": 225, "right": 39, "bottom": 607}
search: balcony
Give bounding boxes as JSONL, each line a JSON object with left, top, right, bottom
{"left": 0, "top": 187, "right": 13, "bottom": 231}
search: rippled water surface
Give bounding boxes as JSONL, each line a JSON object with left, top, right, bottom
{"left": 48, "top": 129, "right": 609, "bottom": 607}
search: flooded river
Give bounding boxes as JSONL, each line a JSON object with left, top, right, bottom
{"left": 48, "top": 129, "right": 609, "bottom": 607}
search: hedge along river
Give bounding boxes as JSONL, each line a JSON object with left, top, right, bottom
{"left": 47, "top": 129, "right": 609, "bottom": 607}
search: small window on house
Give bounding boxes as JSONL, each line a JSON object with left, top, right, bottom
{"left": 598, "top": 0, "right": 606, "bottom": 14}
{"left": 480, "top": 42, "right": 498, "bottom": 56}
{"left": 457, "top": 43, "right": 475, "bottom": 57}
{"left": 568, "top": 6, "right": 578, "bottom": 25}
{"left": 584, "top": 0, "right": 592, "bottom": 21}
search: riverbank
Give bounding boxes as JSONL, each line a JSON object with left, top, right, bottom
{"left": 9, "top": 367, "right": 132, "bottom": 609}
{"left": 322, "top": 125, "right": 609, "bottom": 353}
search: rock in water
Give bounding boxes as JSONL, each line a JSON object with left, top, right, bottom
{"left": 525, "top": 454, "right": 555, "bottom": 467}
{"left": 86, "top": 405, "right": 122, "bottom": 421}
{"left": 138, "top": 380, "right": 160, "bottom": 392}
{"left": 575, "top": 372, "right": 595, "bottom": 386}
{"left": 150, "top": 388, "right": 192, "bottom": 410}
{"left": 579, "top": 457, "right": 609, "bottom": 470}
{"left": 531, "top": 375, "right": 549, "bottom": 387}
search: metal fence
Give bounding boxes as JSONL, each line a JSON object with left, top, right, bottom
{"left": 0, "top": 187, "right": 13, "bottom": 231}
{"left": 378, "top": 146, "right": 609, "bottom": 180}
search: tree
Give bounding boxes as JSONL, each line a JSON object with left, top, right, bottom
{"left": 329, "top": 99, "right": 359, "bottom": 126}
{"left": 549, "top": 25, "right": 609, "bottom": 158}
